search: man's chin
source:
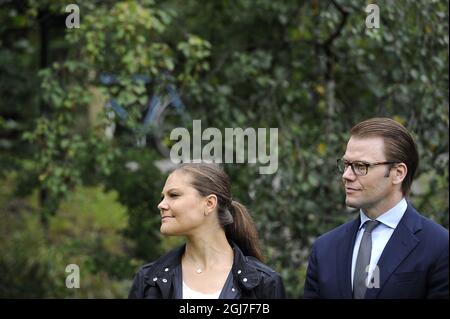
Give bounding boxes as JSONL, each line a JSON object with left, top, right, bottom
{"left": 345, "top": 198, "right": 360, "bottom": 209}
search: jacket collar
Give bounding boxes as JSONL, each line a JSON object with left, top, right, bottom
{"left": 337, "top": 202, "right": 423, "bottom": 299}
{"left": 142, "top": 241, "right": 262, "bottom": 297}
{"left": 337, "top": 216, "right": 361, "bottom": 298}
{"left": 142, "top": 245, "right": 184, "bottom": 298}
{"left": 365, "top": 202, "right": 422, "bottom": 298}
{"left": 230, "top": 243, "right": 262, "bottom": 290}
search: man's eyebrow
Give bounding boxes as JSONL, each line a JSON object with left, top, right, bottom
{"left": 342, "top": 156, "right": 366, "bottom": 161}
{"left": 344, "top": 158, "right": 371, "bottom": 164}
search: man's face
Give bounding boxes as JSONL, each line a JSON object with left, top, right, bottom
{"left": 342, "top": 136, "right": 397, "bottom": 214}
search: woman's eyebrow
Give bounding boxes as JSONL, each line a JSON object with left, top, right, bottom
{"left": 161, "top": 188, "right": 181, "bottom": 196}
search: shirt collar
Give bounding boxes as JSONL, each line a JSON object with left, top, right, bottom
{"left": 359, "top": 198, "right": 408, "bottom": 230}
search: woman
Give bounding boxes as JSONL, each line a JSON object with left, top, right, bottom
{"left": 128, "top": 163, "right": 286, "bottom": 299}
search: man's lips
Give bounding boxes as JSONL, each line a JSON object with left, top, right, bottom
{"left": 345, "top": 187, "right": 361, "bottom": 193}
{"left": 161, "top": 216, "right": 174, "bottom": 222}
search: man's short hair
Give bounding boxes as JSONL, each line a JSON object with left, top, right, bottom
{"left": 350, "top": 117, "right": 419, "bottom": 195}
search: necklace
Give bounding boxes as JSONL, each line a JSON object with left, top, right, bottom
{"left": 184, "top": 258, "right": 204, "bottom": 274}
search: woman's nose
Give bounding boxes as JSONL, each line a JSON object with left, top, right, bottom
{"left": 158, "top": 199, "right": 168, "bottom": 211}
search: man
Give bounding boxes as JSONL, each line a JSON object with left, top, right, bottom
{"left": 304, "top": 117, "right": 448, "bottom": 299}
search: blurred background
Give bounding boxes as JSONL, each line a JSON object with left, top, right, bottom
{"left": 0, "top": 0, "right": 448, "bottom": 298}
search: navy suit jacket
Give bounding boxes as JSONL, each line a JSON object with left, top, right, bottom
{"left": 304, "top": 204, "right": 449, "bottom": 299}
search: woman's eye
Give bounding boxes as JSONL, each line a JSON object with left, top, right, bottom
{"left": 169, "top": 193, "right": 179, "bottom": 197}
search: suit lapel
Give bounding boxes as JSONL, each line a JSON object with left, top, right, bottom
{"left": 366, "top": 205, "right": 421, "bottom": 299}
{"left": 337, "top": 217, "right": 361, "bottom": 298}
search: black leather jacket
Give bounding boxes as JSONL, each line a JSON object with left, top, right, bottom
{"left": 128, "top": 243, "right": 286, "bottom": 299}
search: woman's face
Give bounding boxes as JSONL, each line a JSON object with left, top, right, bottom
{"left": 157, "top": 170, "right": 207, "bottom": 236}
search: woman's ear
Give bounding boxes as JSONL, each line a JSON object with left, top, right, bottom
{"left": 204, "top": 194, "right": 218, "bottom": 216}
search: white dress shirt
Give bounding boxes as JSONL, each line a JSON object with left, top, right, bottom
{"left": 351, "top": 198, "right": 408, "bottom": 289}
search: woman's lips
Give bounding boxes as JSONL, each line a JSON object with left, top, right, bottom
{"left": 161, "top": 216, "right": 174, "bottom": 222}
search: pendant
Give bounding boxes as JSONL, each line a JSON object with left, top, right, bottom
{"left": 196, "top": 268, "right": 202, "bottom": 274}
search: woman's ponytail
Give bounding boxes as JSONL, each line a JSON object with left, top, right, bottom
{"left": 225, "top": 200, "right": 264, "bottom": 262}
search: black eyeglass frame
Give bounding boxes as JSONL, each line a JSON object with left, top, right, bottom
{"left": 336, "top": 158, "right": 399, "bottom": 176}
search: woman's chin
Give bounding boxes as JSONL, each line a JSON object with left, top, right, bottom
{"left": 160, "top": 225, "right": 177, "bottom": 236}
{"left": 160, "top": 225, "right": 169, "bottom": 235}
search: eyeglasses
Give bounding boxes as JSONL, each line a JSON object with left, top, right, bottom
{"left": 336, "top": 158, "right": 398, "bottom": 176}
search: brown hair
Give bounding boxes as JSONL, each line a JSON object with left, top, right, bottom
{"left": 350, "top": 117, "right": 419, "bottom": 195}
{"left": 174, "top": 162, "right": 264, "bottom": 261}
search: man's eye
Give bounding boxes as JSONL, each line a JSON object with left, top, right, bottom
{"left": 354, "top": 163, "right": 366, "bottom": 170}
{"left": 169, "top": 193, "right": 179, "bottom": 197}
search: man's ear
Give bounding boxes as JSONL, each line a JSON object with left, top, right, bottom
{"left": 204, "top": 194, "right": 218, "bottom": 216}
{"left": 392, "top": 163, "right": 407, "bottom": 186}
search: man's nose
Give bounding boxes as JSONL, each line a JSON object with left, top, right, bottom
{"left": 342, "top": 165, "right": 356, "bottom": 181}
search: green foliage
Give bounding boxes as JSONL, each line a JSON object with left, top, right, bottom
{"left": 103, "top": 148, "right": 166, "bottom": 261}
{"left": 20, "top": 61, "right": 111, "bottom": 219}
{"left": 0, "top": 179, "right": 135, "bottom": 298}
{"left": 67, "top": 1, "right": 173, "bottom": 75}
{"left": 172, "top": 0, "right": 449, "bottom": 297}
{"left": 0, "top": 0, "right": 448, "bottom": 298}
{"left": 0, "top": 197, "right": 65, "bottom": 298}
